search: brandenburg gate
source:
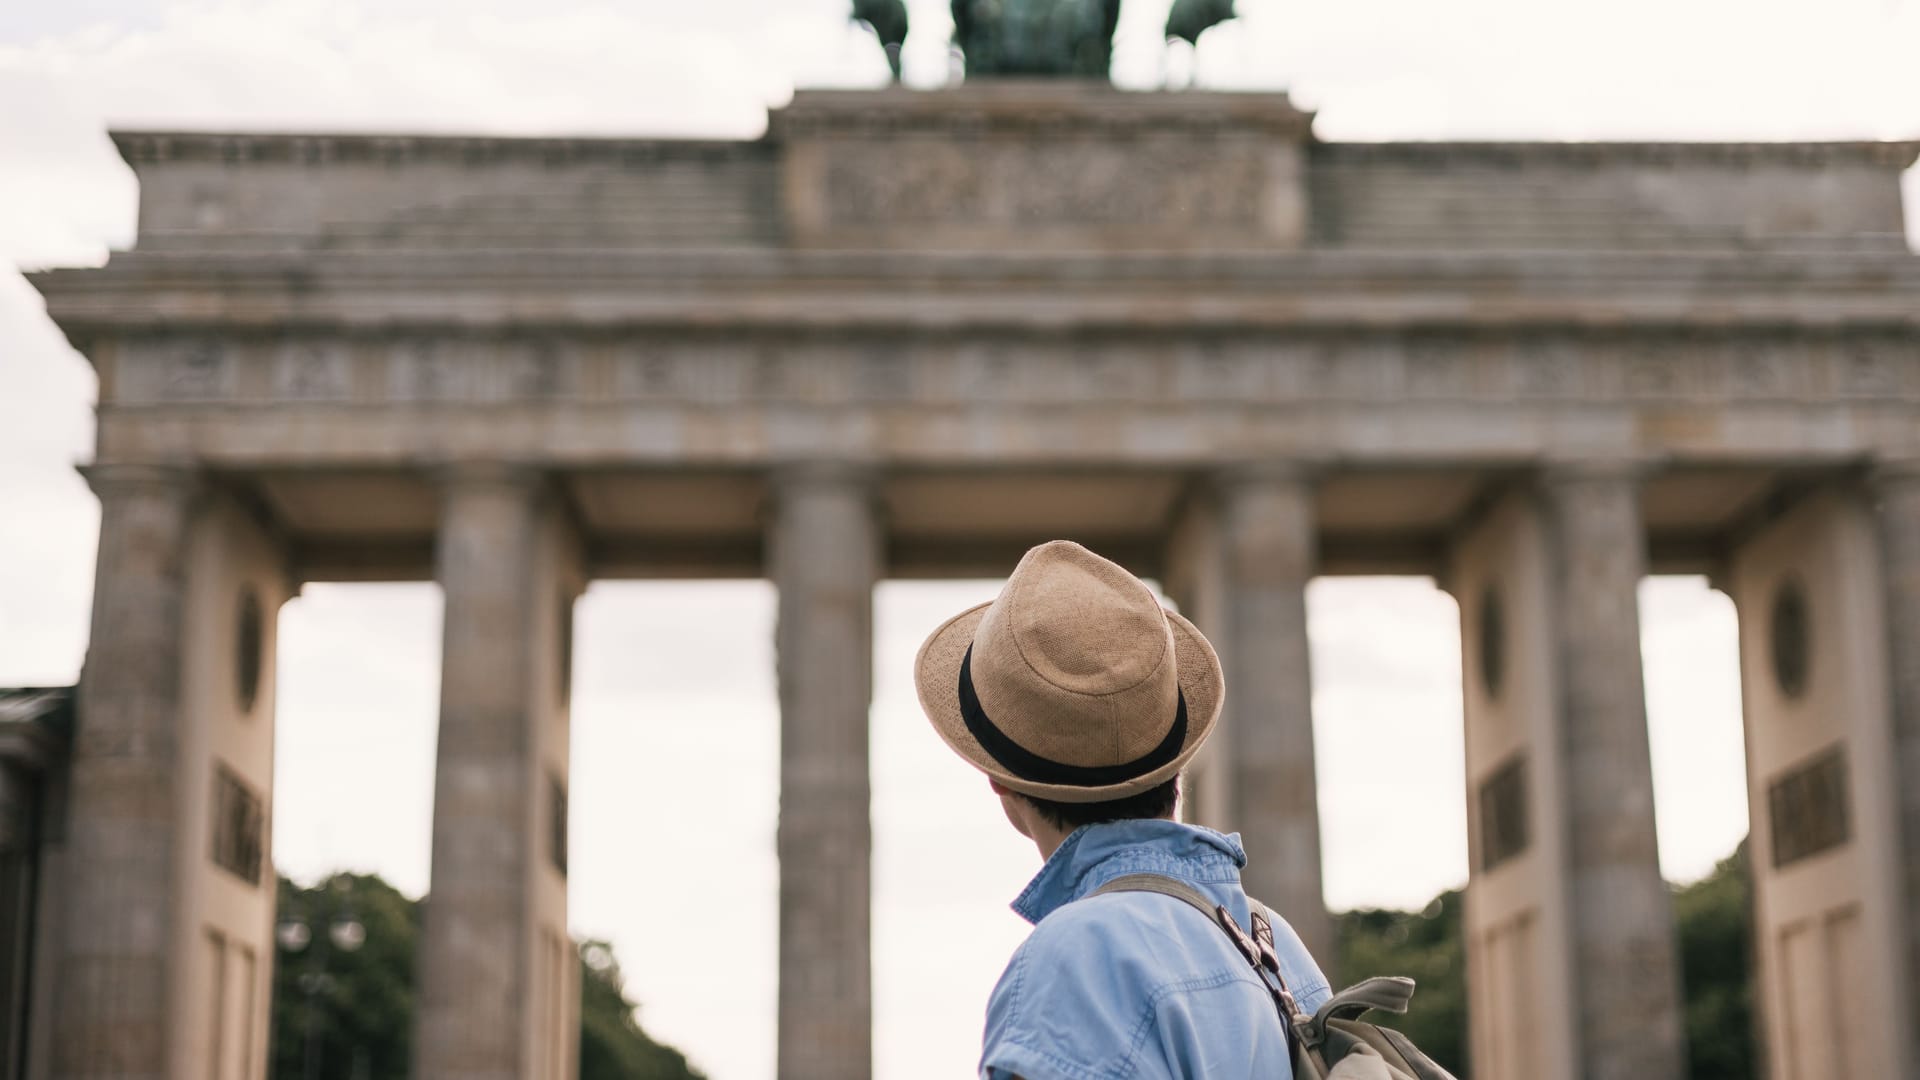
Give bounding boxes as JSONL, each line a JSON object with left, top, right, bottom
{"left": 19, "top": 84, "right": 1920, "bottom": 1080}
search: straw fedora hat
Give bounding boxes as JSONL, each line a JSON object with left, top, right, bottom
{"left": 914, "top": 540, "right": 1224, "bottom": 803}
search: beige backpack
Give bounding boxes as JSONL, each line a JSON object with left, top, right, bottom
{"left": 1091, "top": 874, "right": 1460, "bottom": 1080}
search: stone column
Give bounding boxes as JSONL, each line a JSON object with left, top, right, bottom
{"left": 771, "top": 466, "right": 879, "bottom": 1080}
{"left": 1874, "top": 461, "right": 1920, "bottom": 1062}
{"left": 1218, "top": 465, "right": 1333, "bottom": 968}
{"left": 1163, "top": 490, "right": 1231, "bottom": 830}
{"left": 416, "top": 467, "right": 579, "bottom": 1080}
{"left": 0, "top": 759, "right": 35, "bottom": 1076}
{"left": 52, "top": 465, "right": 198, "bottom": 1078}
{"left": 1540, "top": 466, "right": 1685, "bottom": 1080}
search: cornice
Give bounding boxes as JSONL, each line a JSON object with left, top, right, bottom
{"left": 29, "top": 251, "right": 1920, "bottom": 337}
{"left": 1313, "top": 140, "right": 1920, "bottom": 169}
{"left": 31, "top": 248, "right": 1920, "bottom": 289}
{"left": 771, "top": 83, "right": 1315, "bottom": 140}
{"left": 110, "top": 130, "right": 776, "bottom": 169}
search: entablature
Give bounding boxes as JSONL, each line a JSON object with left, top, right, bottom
{"left": 31, "top": 251, "right": 1920, "bottom": 348}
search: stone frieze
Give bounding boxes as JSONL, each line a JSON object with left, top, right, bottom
{"left": 102, "top": 332, "right": 1920, "bottom": 410}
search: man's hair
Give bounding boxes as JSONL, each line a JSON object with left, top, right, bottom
{"left": 1021, "top": 777, "right": 1180, "bottom": 832}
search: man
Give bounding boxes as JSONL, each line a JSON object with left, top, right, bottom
{"left": 915, "top": 540, "right": 1332, "bottom": 1080}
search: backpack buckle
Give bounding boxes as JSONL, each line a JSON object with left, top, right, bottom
{"left": 1212, "top": 905, "right": 1265, "bottom": 969}
{"left": 1249, "top": 909, "right": 1284, "bottom": 977}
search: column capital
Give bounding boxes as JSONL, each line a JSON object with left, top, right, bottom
{"left": 1537, "top": 454, "right": 1660, "bottom": 486}
{"left": 432, "top": 461, "right": 549, "bottom": 492}
{"left": 79, "top": 462, "right": 202, "bottom": 501}
{"left": 771, "top": 460, "right": 880, "bottom": 492}
{"left": 1869, "top": 454, "right": 1920, "bottom": 487}
{"left": 1212, "top": 458, "right": 1324, "bottom": 491}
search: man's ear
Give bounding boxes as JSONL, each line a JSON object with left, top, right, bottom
{"left": 988, "top": 778, "right": 1015, "bottom": 797}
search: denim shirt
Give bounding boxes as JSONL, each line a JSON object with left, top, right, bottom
{"left": 980, "top": 820, "right": 1331, "bottom": 1080}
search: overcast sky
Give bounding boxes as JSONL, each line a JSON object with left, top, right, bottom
{"left": 2, "top": 0, "right": 1916, "bottom": 1077}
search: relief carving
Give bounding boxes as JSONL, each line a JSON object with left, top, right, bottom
{"left": 104, "top": 333, "right": 1920, "bottom": 415}
{"left": 507, "top": 341, "right": 565, "bottom": 399}
{"left": 826, "top": 140, "right": 986, "bottom": 225}
{"left": 1839, "top": 342, "right": 1899, "bottom": 396}
{"left": 1509, "top": 345, "right": 1581, "bottom": 399}
{"left": 390, "top": 341, "right": 469, "bottom": 402}
{"left": 276, "top": 343, "right": 351, "bottom": 402}
{"left": 1729, "top": 346, "right": 1800, "bottom": 398}
{"left": 852, "top": 349, "right": 914, "bottom": 402}
{"left": 163, "top": 341, "right": 230, "bottom": 401}
{"left": 823, "top": 137, "right": 1266, "bottom": 230}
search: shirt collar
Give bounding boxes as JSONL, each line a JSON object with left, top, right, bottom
{"left": 1010, "top": 819, "right": 1249, "bottom": 925}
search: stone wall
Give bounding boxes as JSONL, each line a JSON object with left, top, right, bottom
{"left": 1310, "top": 142, "right": 1915, "bottom": 252}
{"left": 117, "top": 133, "right": 779, "bottom": 252}
{"left": 111, "top": 91, "right": 1918, "bottom": 256}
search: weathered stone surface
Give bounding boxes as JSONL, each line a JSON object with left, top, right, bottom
{"left": 778, "top": 86, "right": 1308, "bottom": 250}
{"left": 416, "top": 468, "right": 580, "bottom": 1080}
{"left": 53, "top": 466, "right": 198, "bottom": 1080}
{"left": 1217, "top": 465, "right": 1334, "bottom": 968}
{"left": 102, "top": 99, "right": 1915, "bottom": 257}
{"left": 1311, "top": 141, "right": 1916, "bottom": 252}
{"left": 1541, "top": 467, "right": 1686, "bottom": 1080}
{"left": 1729, "top": 488, "right": 1916, "bottom": 1080}
{"left": 771, "top": 466, "right": 879, "bottom": 1080}
{"left": 1874, "top": 462, "right": 1920, "bottom": 1067}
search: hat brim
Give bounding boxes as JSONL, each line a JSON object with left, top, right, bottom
{"left": 913, "top": 601, "right": 1224, "bottom": 803}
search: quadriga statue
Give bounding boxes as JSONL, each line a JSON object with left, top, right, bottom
{"left": 950, "top": 0, "right": 1123, "bottom": 78}
{"left": 850, "top": 0, "right": 1238, "bottom": 81}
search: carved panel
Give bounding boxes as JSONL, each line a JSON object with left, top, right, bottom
{"left": 164, "top": 341, "right": 233, "bottom": 401}
{"left": 548, "top": 772, "right": 569, "bottom": 877}
{"left": 102, "top": 331, "right": 1920, "bottom": 417}
{"left": 1770, "top": 577, "right": 1811, "bottom": 699}
{"left": 1479, "top": 753, "right": 1530, "bottom": 872}
{"left": 821, "top": 136, "right": 1270, "bottom": 232}
{"left": 274, "top": 342, "right": 351, "bottom": 402}
{"left": 210, "top": 764, "right": 265, "bottom": 886}
{"left": 388, "top": 340, "right": 472, "bottom": 402}
{"left": 1768, "top": 744, "right": 1850, "bottom": 868}
{"left": 235, "top": 587, "right": 264, "bottom": 715}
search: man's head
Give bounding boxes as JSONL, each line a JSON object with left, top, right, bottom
{"left": 913, "top": 541, "right": 1222, "bottom": 845}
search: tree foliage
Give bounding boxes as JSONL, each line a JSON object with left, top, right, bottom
{"left": 579, "top": 942, "right": 708, "bottom": 1080}
{"left": 269, "top": 873, "right": 703, "bottom": 1080}
{"left": 270, "top": 873, "right": 419, "bottom": 1080}
{"left": 1336, "top": 889, "right": 1470, "bottom": 1077}
{"left": 1673, "top": 842, "right": 1757, "bottom": 1080}
{"left": 1336, "top": 840, "right": 1758, "bottom": 1080}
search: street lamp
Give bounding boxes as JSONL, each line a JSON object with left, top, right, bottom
{"left": 275, "top": 877, "right": 367, "bottom": 1080}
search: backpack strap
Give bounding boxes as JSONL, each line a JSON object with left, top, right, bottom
{"left": 1089, "top": 873, "right": 1309, "bottom": 1032}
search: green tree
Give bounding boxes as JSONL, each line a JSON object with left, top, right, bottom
{"left": 1336, "top": 889, "right": 1470, "bottom": 1077}
{"left": 270, "top": 873, "right": 418, "bottom": 1080}
{"left": 579, "top": 941, "right": 708, "bottom": 1080}
{"left": 1334, "top": 839, "right": 1760, "bottom": 1080}
{"left": 1673, "top": 842, "right": 1757, "bottom": 1080}
{"left": 269, "top": 873, "right": 702, "bottom": 1080}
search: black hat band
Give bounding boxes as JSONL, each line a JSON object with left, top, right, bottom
{"left": 957, "top": 645, "right": 1189, "bottom": 788}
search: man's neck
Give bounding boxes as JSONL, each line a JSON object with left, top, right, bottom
{"left": 1028, "top": 814, "right": 1181, "bottom": 862}
{"left": 1029, "top": 818, "right": 1076, "bottom": 862}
